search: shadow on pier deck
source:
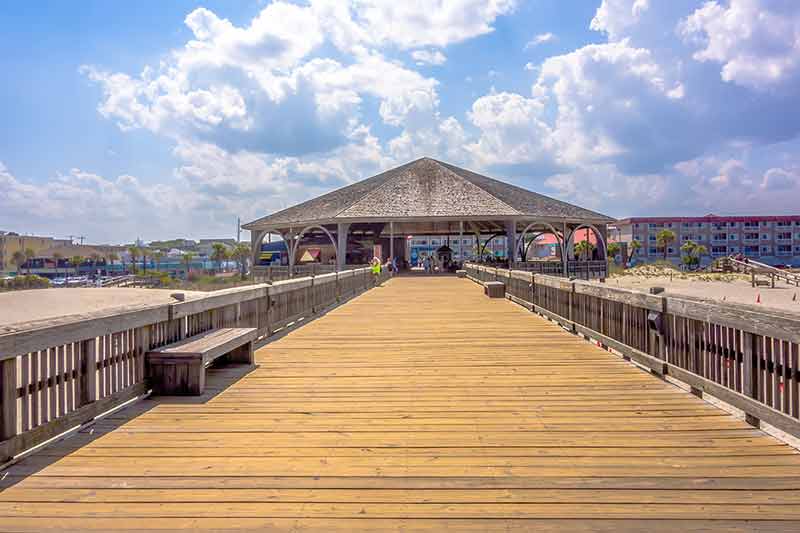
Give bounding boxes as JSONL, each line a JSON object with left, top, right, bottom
{"left": 1, "top": 276, "right": 799, "bottom": 531}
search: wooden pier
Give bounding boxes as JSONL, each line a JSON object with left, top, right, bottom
{"left": 1, "top": 276, "right": 799, "bottom": 530}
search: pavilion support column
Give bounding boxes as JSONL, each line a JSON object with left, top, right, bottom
{"left": 283, "top": 229, "right": 296, "bottom": 278}
{"left": 336, "top": 223, "right": 349, "bottom": 272}
{"left": 458, "top": 221, "right": 464, "bottom": 264}
{"left": 505, "top": 220, "right": 517, "bottom": 267}
{"left": 562, "top": 222, "right": 569, "bottom": 277}
{"left": 389, "top": 221, "right": 394, "bottom": 262}
{"left": 250, "top": 230, "right": 266, "bottom": 278}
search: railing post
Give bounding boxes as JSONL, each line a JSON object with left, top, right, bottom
{"left": 1, "top": 357, "right": 18, "bottom": 444}
{"left": 742, "top": 331, "right": 760, "bottom": 427}
{"left": 79, "top": 338, "right": 97, "bottom": 407}
{"left": 567, "top": 282, "right": 575, "bottom": 332}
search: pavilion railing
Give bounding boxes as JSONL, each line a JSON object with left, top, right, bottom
{"left": 464, "top": 262, "right": 800, "bottom": 438}
{"left": 0, "top": 266, "right": 388, "bottom": 464}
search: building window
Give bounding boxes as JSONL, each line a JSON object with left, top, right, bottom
{"left": 712, "top": 233, "right": 727, "bottom": 241}
{"left": 777, "top": 232, "right": 792, "bottom": 240}
{"left": 777, "top": 245, "right": 792, "bottom": 255}
{"left": 762, "top": 234, "right": 770, "bottom": 240}
{"left": 744, "top": 232, "right": 759, "bottom": 240}
{"left": 711, "top": 246, "right": 727, "bottom": 255}
{"left": 744, "top": 221, "right": 758, "bottom": 229}
{"left": 761, "top": 221, "right": 770, "bottom": 227}
{"left": 761, "top": 246, "right": 771, "bottom": 254}
{"left": 728, "top": 234, "right": 738, "bottom": 240}
{"left": 744, "top": 245, "right": 759, "bottom": 256}
{"left": 648, "top": 235, "right": 657, "bottom": 242}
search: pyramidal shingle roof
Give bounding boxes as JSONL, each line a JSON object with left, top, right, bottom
{"left": 243, "top": 158, "right": 613, "bottom": 230}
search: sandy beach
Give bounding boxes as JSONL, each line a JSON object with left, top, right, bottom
{"left": 0, "top": 287, "right": 205, "bottom": 326}
{"left": 608, "top": 273, "right": 800, "bottom": 312}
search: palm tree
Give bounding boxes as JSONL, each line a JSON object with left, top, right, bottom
{"left": 107, "top": 252, "right": 119, "bottom": 274}
{"left": 152, "top": 250, "right": 165, "bottom": 272}
{"left": 11, "top": 250, "right": 26, "bottom": 275}
{"left": 24, "top": 248, "right": 35, "bottom": 274}
{"left": 127, "top": 246, "right": 140, "bottom": 274}
{"left": 69, "top": 256, "right": 84, "bottom": 276}
{"left": 140, "top": 247, "right": 150, "bottom": 274}
{"left": 627, "top": 240, "right": 641, "bottom": 263}
{"left": 182, "top": 252, "right": 196, "bottom": 279}
{"left": 53, "top": 252, "right": 63, "bottom": 278}
{"left": 656, "top": 229, "right": 676, "bottom": 261}
{"left": 574, "top": 240, "right": 595, "bottom": 261}
{"left": 232, "top": 243, "right": 251, "bottom": 279}
{"left": 211, "top": 243, "right": 228, "bottom": 274}
{"left": 90, "top": 252, "right": 102, "bottom": 275}
{"left": 607, "top": 242, "right": 621, "bottom": 261}
{"left": 680, "top": 240, "right": 709, "bottom": 269}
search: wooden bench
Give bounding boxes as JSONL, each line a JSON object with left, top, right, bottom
{"left": 484, "top": 281, "right": 505, "bottom": 298}
{"left": 147, "top": 328, "right": 257, "bottom": 395}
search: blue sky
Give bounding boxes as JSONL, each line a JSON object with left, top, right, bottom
{"left": 2, "top": 0, "right": 799, "bottom": 243}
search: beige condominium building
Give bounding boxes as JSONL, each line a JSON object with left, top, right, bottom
{"left": 0, "top": 232, "right": 72, "bottom": 274}
{"left": 615, "top": 215, "right": 800, "bottom": 267}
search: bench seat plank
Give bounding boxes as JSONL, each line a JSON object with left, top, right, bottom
{"left": 147, "top": 328, "right": 257, "bottom": 395}
{"left": 149, "top": 328, "right": 257, "bottom": 365}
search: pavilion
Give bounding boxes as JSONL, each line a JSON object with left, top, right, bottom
{"left": 242, "top": 157, "right": 614, "bottom": 277}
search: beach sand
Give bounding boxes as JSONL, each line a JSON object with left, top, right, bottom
{"left": 608, "top": 274, "right": 800, "bottom": 312}
{"left": 0, "top": 287, "right": 205, "bottom": 326}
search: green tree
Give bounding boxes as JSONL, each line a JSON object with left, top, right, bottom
{"left": 24, "top": 248, "right": 36, "bottom": 274}
{"left": 107, "top": 252, "right": 119, "bottom": 274}
{"left": 656, "top": 229, "right": 676, "bottom": 261}
{"left": 127, "top": 246, "right": 140, "bottom": 274}
{"left": 140, "top": 247, "right": 150, "bottom": 274}
{"left": 52, "top": 252, "right": 63, "bottom": 278}
{"left": 69, "top": 256, "right": 84, "bottom": 275}
{"left": 680, "top": 240, "right": 709, "bottom": 269}
{"left": 628, "top": 240, "right": 642, "bottom": 262}
{"left": 90, "top": 252, "right": 103, "bottom": 275}
{"left": 574, "top": 240, "right": 595, "bottom": 261}
{"left": 181, "top": 252, "right": 196, "bottom": 278}
{"left": 211, "top": 243, "right": 228, "bottom": 274}
{"left": 607, "top": 242, "right": 621, "bottom": 260}
{"left": 152, "top": 250, "right": 165, "bottom": 272}
{"left": 231, "top": 243, "right": 251, "bottom": 279}
{"left": 11, "top": 250, "right": 26, "bottom": 274}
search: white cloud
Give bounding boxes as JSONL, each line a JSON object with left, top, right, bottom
{"left": 590, "top": 0, "right": 651, "bottom": 41}
{"left": 679, "top": 0, "right": 800, "bottom": 90}
{"left": 524, "top": 32, "right": 555, "bottom": 49}
{"left": 761, "top": 167, "right": 799, "bottom": 190}
{"left": 0, "top": 162, "right": 196, "bottom": 242}
{"left": 341, "top": 0, "right": 517, "bottom": 49}
{"left": 411, "top": 49, "right": 447, "bottom": 66}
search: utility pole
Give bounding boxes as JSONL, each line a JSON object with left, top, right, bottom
{"left": 237, "top": 217, "right": 241, "bottom": 243}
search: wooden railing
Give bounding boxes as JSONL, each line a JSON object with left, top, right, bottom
{"left": 252, "top": 264, "right": 367, "bottom": 282}
{"left": 0, "top": 266, "right": 386, "bottom": 463}
{"left": 465, "top": 263, "right": 800, "bottom": 438}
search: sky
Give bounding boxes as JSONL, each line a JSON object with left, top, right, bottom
{"left": 2, "top": 0, "right": 800, "bottom": 244}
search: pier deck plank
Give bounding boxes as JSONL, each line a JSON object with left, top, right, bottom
{"left": 1, "top": 276, "right": 799, "bottom": 530}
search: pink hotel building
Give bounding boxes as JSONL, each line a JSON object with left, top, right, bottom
{"left": 614, "top": 215, "right": 800, "bottom": 267}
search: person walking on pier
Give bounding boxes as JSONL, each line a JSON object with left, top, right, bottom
{"left": 371, "top": 257, "right": 382, "bottom": 286}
